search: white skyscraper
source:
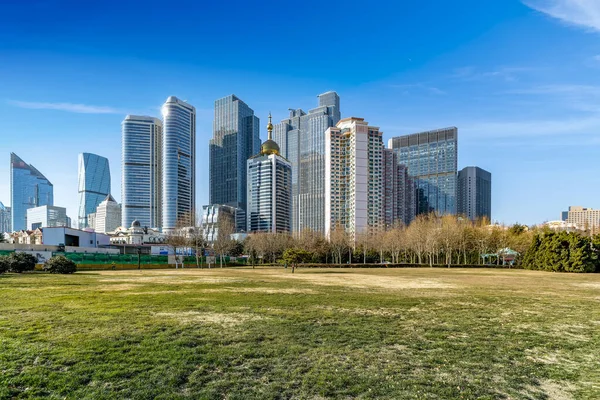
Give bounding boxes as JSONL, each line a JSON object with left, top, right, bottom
{"left": 161, "top": 96, "right": 196, "bottom": 231}
{"left": 95, "top": 195, "right": 121, "bottom": 233}
{"left": 247, "top": 115, "right": 292, "bottom": 233}
{"left": 122, "top": 116, "right": 163, "bottom": 229}
{"left": 325, "top": 117, "right": 385, "bottom": 239}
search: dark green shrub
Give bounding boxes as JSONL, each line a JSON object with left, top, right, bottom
{"left": 45, "top": 255, "right": 77, "bottom": 274}
{"left": 0, "top": 255, "right": 9, "bottom": 274}
{"left": 8, "top": 252, "right": 37, "bottom": 273}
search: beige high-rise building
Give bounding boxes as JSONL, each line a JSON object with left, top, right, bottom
{"left": 95, "top": 195, "right": 122, "bottom": 234}
{"left": 325, "top": 117, "right": 385, "bottom": 239}
{"left": 562, "top": 206, "right": 600, "bottom": 231}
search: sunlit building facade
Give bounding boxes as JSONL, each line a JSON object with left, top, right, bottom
{"left": 388, "top": 127, "right": 458, "bottom": 216}
{"left": 273, "top": 91, "right": 340, "bottom": 234}
{"left": 26, "top": 205, "right": 68, "bottom": 230}
{"left": 247, "top": 116, "right": 292, "bottom": 233}
{"left": 95, "top": 195, "right": 122, "bottom": 234}
{"left": 162, "top": 97, "right": 196, "bottom": 231}
{"left": 122, "top": 115, "right": 163, "bottom": 229}
{"left": 78, "top": 153, "right": 111, "bottom": 229}
{"left": 325, "top": 117, "right": 384, "bottom": 239}
{"left": 10, "top": 153, "right": 54, "bottom": 231}
{"left": 210, "top": 95, "right": 260, "bottom": 227}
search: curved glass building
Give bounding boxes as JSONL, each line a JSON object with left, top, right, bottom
{"left": 78, "top": 153, "right": 111, "bottom": 229}
{"left": 161, "top": 96, "right": 196, "bottom": 231}
{"left": 10, "top": 153, "right": 53, "bottom": 231}
{"left": 121, "top": 115, "right": 163, "bottom": 229}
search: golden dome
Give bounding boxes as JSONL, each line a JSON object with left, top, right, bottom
{"left": 260, "top": 112, "right": 279, "bottom": 155}
{"left": 261, "top": 139, "right": 280, "bottom": 155}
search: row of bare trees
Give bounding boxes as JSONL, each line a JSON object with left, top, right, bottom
{"left": 163, "top": 211, "right": 541, "bottom": 267}
{"left": 243, "top": 215, "right": 536, "bottom": 266}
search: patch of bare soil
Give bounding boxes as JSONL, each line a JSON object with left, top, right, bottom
{"left": 201, "top": 287, "right": 318, "bottom": 295}
{"left": 524, "top": 380, "right": 574, "bottom": 400}
{"left": 154, "top": 311, "right": 265, "bottom": 326}
{"left": 96, "top": 284, "right": 143, "bottom": 291}
{"left": 285, "top": 273, "right": 456, "bottom": 291}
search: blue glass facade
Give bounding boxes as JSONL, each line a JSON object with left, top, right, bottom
{"left": 122, "top": 115, "right": 163, "bottom": 229}
{"left": 210, "top": 95, "right": 260, "bottom": 224}
{"left": 273, "top": 91, "right": 340, "bottom": 234}
{"left": 388, "top": 127, "right": 458, "bottom": 216}
{"left": 10, "top": 153, "right": 54, "bottom": 231}
{"left": 162, "top": 97, "right": 196, "bottom": 231}
{"left": 78, "top": 153, "right": 111, "bottom": 228}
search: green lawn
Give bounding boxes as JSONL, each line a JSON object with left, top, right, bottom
{"left": 1, "top": 268, "right": 599, "bottom": 399}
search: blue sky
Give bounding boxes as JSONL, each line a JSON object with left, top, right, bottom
{"left": 1, "top": 0, "right": 599, "bottom": 226}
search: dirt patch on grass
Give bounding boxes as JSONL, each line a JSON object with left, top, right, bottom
{"left": 287, "top": 273, "right": 456, "bottom": 291}
{"left": 155, "top": 311, "right": 265, "bottom": 326}
{"left": 96, "top": 284, "right": 143, "bottom": 291}
{"left": 573, "top": 282, "right": 600, "bottom": 290}
{"left": 99, "top": 277, "right": 245, "bottom": 285}
{"left": 316, "top": 305, "right": 401, "bottom": 317}
{"left": 201, "top": 287, "right": 318, "bottom": 295}
{"left": 524, "top": 379, "right": 574, "bottom": 400}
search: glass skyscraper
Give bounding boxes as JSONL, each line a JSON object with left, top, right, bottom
{"left": 273, "top": 91, "right": 340, "bottom": 234}
{"left": 0, "top": 202, "right": 11, "bottom": 233}
{"left": 122, "top": 115, "right": 163, "bottom": 229}
{"left": 457, "top": 166, "right": 492, "bottom": 221}
{"left": 10, "top": 153, "right": 54, "bottom": 231}
{"left": 78, "top": 153, "right": 111, "bottom": 229}
{"left": 162, "top": 96, "right": 196, "bottom": 231}
{"left": 210, "top": 95, "right": 260, "bottom": 225}
{"left": 388, "top": 127, "right": 458, "bottom": 216}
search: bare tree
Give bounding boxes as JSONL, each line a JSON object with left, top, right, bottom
{"left": 213, "top": 215, "right": 235, "bottom": 268}
{"left": 329, "top": 224, "right": 349, "bottom": 264}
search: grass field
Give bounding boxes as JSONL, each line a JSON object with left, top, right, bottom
{"left": 1, "top": 268, "right": 599, "bottom": 399}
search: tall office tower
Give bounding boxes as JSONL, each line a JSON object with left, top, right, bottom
{"left": 26, "top": 205, "right": 68, "bottom": 230}
{"left": 273, "top": 91, "right": 341, "bottom": 234}
{"left": 388, "top": 127, "right": 458, "bottom": 216}
{"left": 247, "top": 115, "right": 292, "bottom": 233}
{"left": 457, "top": 166, "right": 492, "bottom": 221}
{"left": 10, "top": 153, "right": 54, "bottom": 231}
{"left": 78, "top": 153, "right": 111, "bottom": 229}
{"left": 122, "top": 115, "right": 163, "bottom": 229}
{"left": 95, "top": 195, "right": 122, "bottom": 233}
{"left": 162, "top": 96, "right": 196, "bottom": 231}
{"left": 210, "top": 95, "right": 260, "bottom": 228}
{"left": 383, "top": 149, "right": 416, "bottom": 228}
{"left": 325, "top": 117, "right": 384, "bottom": 240}
{"left": 0, "top": 202, "right": 11, "bottom": 233}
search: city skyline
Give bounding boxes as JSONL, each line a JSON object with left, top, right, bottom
{"left": 1, "top": 1, "right": 600, "bottom": 225}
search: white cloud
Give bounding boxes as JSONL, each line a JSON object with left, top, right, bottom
{"left": 461, "top": 115, "right": 600, "bottom": 139}
{"left": 389, "top": 83, "right": 446, "bottom": 95}
{"left": 451, "top": 66, "right": 534, "bottom": 82}
{"left": 8, "top": 100, "right": 121, "bottom": 114}
{"left": 523, "top": 0, "right": 600, "bottom": 32}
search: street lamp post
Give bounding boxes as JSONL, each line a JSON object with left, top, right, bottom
{"left": 137, "top": 247, "right": 142, "bottom": 270}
